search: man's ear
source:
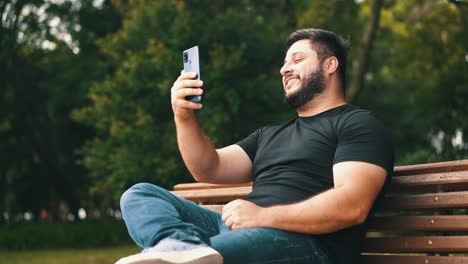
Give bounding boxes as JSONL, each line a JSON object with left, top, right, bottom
{"left": 324, "top": 56, "right": 339, "bottom": 74}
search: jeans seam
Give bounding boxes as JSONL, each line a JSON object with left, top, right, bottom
{"left": 177, "top": 200, "right": 221, "bottom": 235}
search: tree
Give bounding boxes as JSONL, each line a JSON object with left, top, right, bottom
{"left": 0, "top": 0, "right": 120, "bottom": 220}
{"left": 357, "top": 0, "right": 467, "bottom": 163}
{"left": 347, "top": 0, "right": 383, "bottom": 102}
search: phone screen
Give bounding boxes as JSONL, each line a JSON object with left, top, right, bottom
{"left": 183, "top": 46, "right": 201, "bottom": 103}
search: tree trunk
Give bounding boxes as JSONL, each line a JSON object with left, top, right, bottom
{"left": 347, "top": 0, "right": 383, "bottom": 102}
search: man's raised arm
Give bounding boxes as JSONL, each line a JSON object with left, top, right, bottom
{"left": 171, "top": 71, "right": 252, "bottom": 184}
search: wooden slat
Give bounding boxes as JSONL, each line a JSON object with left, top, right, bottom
{"left": 389, "top": 183, "right": 468, "bottom": 193}
{"left": 202, "top": 205, "right": 224, "bottom": 213}
{"left": 379, "top": 191, "right": 468, "bottom": 210}
{"left": 360, "top": 255, "right": 468, "bottom": 264}
{"left": 363, "top": 236, "right": 468, "bottom": 253}
{"left": 390, "top": 171, "right": 468, "bottom": 192}
{"left": 367, "top": 215, "right": 468, "bottom": 231}
{"left": 173, "top": 187, "right": 468, "bottom": 209}
{"left": 173, "top": 172, "right": 468, "bottom": 192}
{"left": 173, "top": 182, "right": 252, "bottom": 191}
{"left": 171, "top": 186, "right": 252, "bottom": 203}
{"left": 394, "top": 160, "right": 468, "bottom": 176}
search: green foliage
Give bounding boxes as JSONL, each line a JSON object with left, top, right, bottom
{"left": 72, "top": 0, "right": 297, "bottom": 203}
{"left": 356, "top": 0, "right": 468, "bottom": 164}
{"left": 0, "top": 220, "right": 132, "bottom": 250}
{"left": 0, "top": 0, "right": 121, "bottom": 217}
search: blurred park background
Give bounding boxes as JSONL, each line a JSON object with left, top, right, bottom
{"left": 0, "top": 0, "right": 467, "bottom": 263}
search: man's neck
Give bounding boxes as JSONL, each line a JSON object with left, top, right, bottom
{"left": 296, "top": 91, "right": 347, "bottom": 117}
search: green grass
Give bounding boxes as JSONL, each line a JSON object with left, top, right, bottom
{"left": 0, "top": 245, "right": 140, "bottom": 264}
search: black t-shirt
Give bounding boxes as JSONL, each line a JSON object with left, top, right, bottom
{"left": 236, "top": 104, "right": 394, "bottom": 263}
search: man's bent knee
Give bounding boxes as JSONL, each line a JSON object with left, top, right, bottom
{"left": 120, "top": 183, "right": 168, "bottom": 215}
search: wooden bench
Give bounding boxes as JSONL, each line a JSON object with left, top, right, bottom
{"left": 172, "top": 159, "right": 468, "bottom": 263}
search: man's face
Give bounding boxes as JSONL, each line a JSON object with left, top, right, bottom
{"left": 280, "top": 39, "right": 326, "bottom": 109}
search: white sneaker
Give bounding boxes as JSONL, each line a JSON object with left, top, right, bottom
{"left": 115, "top": 246, "right": 223, "bottom": 264}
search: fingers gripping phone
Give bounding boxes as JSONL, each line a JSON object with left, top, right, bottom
{"left": 183, "top": 46, "right": 202, "bottom": 103}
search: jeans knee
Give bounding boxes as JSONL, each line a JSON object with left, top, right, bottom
{"left": 120, "top": 183, "right": 151, "bottom": 211}
{"left": 120, "top": 183, "right": 169, "bottom": 212}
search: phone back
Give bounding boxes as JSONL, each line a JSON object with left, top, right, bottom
{"left": 183, "top": 46, "right": 201, "bottom": 102}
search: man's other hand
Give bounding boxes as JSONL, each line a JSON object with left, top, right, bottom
{"left": 222, "top": 199, "right": 267, "bottom": 230}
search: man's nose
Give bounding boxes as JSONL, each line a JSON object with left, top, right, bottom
{"left": 280, "top": 63, "right": 292, "bottom": 77}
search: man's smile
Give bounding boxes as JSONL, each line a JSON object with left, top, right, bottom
{"left": 284, "top": 76, "right": 299, "bottom": 89}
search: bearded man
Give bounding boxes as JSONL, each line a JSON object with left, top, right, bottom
{"left": 116, "top": 28, "right": 394, "bottom": 264}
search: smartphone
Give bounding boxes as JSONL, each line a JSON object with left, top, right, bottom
{"left": 183, "top": 46, "right": 201, "bottom": 103}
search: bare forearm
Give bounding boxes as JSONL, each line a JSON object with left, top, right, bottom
{"left": 175, "top": 115, "right": 219, "bottom": 182}
{"left": 263, "top": 187, "right": 366, "bottom": 234}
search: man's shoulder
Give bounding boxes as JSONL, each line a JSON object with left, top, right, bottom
{"left": 335, "top": 105, "right": 382, "bottom": 126}
{"left": 333, "top": 105, "right": 392, "bottom": 144}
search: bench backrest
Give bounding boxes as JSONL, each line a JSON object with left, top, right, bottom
{"left": 172, "top": 159, "right": 468, "bottom": 263}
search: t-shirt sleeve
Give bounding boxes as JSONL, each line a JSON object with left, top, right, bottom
{"left": 334, "top": 111, "right": 394, "bottom": 174}
{"left": 235, "top": 128, "right": 262, "bottom": 162}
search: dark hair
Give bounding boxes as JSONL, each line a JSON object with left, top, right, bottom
{"left": 285, "top": 28, "right": 349, "bottom": 93}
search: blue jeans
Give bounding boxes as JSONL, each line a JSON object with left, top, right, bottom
{"left": 120, "top": 183, "right": 334, "bottom": 264}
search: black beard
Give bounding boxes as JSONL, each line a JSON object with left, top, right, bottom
{"left": 283, "top": 68, "right": 326, "bottom": 109}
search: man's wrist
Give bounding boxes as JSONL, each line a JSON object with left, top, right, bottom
{"left": 260, "top": 206, "right": 277, "bottom": 229}
{"left": 174, "top": 113, "right": 197, "bottom": 126}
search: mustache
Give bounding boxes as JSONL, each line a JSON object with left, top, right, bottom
{"left": 283, "top": 69, "right": 326, "bottom": 109}
{"left": 285, "top": 74, "right": 301, "bottom": 80}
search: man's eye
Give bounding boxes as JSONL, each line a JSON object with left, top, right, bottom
{"left": 294, "top": 59, "right": 303, "bottom": 63}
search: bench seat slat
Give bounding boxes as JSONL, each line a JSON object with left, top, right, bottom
{"left": 173, "top": 174, "right": 468, "bottom": 192}
{"left": 173, "top": 189, "right": 468, "bottom": 210}
{"left": 368, "top": 215, "right": 468, "bottom": 231}
{"left": 394, "top": 160, "right": 468, "bottom": 176}
{"left": 171, "top": 186, "right": 252, "bottom": 203}
{"left": 360, "top": 255, "right": 468, "bottom": 264}
{"left": 390, "top": 171, "right": 468, "bottom": 192}
{"left": 379, "top": 191, "right": 468, "bottom": 210}
{"left": 173, "top": 182, "right": 253, "bottom": 191}
{"left": 173, "top": 171, "right": 468, "bottom": 193}
{"left": 363, "top": 236, "right": 468, "bottom": 253}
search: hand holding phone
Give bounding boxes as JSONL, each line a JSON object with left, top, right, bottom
{"left": 183, "top": 46, "right": 201, "bottom": 103}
